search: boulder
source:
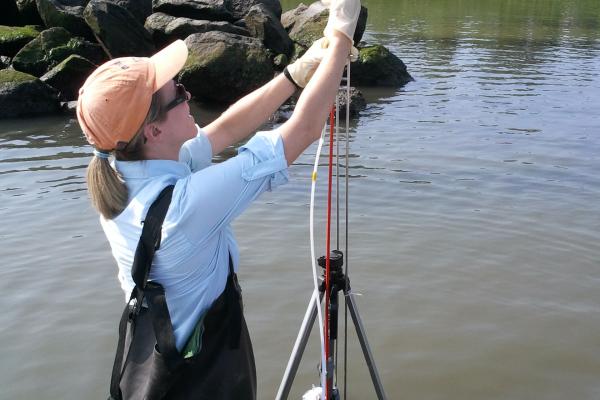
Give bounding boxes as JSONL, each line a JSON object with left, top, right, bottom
{"left": 145, "top": 12, "right": 249, "bottom": 48}
{"left": 244, "top": 4, "right": 292, "bottom": 57}
{"left": 282, "top": 2, "right": 367, "bottom": 48}
{"left": 153, "top": 0, "right": 234, "bottom": 22}
{"left": 281, "top": 3, "right": 308, "bottom": 32}
{"left": 104, "top": 0, "right": 152, "bottom": 25}
{"left": 16, "top": 0, "right": 44, "bottom": 25}
{"left": 46, "top": 36, "right": 106, "bottom": 65}
{"left": 0, "top": 1, "right": 20, "bottom": 26}
{"left": 282, "top": 2, "right": 327, "bottom": 49}
{"left": 0, "top": 69, "right": 61, "bottom": 118}
{"left": 40, "top": 54, "right": 96, "bottom": 100}
{"left": 335, "top": 86, "right": 366, "bottom": 118}
{"left": 229, "top": 0, "right": 282, "bottom": 20}
{"left": 35, "top": 0, "right": 93, "bottom": 38}
{"left": 84, "top": 0, "right": 155, "bottom": 58}
{"left": 0, "top": 25, "right": 42, "bottom": 57}
{"left": 180, "top": 31, "right": 273, "bottom": 103}
{"left": 12, "top": 27, "right": 71, "bottom": 76}
{"left": 351, "top": 44, "right": 413, "bottom": 87}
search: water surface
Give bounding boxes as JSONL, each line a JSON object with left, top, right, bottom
{"left": 1, "top": 1, "right": 600, "bottom": 398}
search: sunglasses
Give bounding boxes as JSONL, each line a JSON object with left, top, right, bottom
{"left": 164, "top": 83, "right": 190, "bottom": 113}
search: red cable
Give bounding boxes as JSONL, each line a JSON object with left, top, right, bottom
{"left": 324, "top": 106, "right": 335, "bottom": 399}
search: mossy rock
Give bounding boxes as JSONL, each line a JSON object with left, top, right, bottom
{"left": 11, "top": 27, "right": 82, "bottom": 77}
{"left": 181, "top": 31, "right": 273, "bottom": 104}
{"left": 41, "top": 54, "right": 96, "bottom": 100}
{"left": 0, "top": 69, "right": 37, "bottom": 85}
{"left": 0, "top": 25, "right": 42, "bottom": 57}
{"left": 283, "top": 3, "right": 368, "bottom": 48}
{"left": 0, "top": 69, "right": 61, "bottom": 118}
{"left": 47, "top": 37, "right": 106, "bottom": 66}
{"left": 287, "top": 5, "right": 327, "bottom": 49}
{"left": 351, "top": 44, "right": 414, "bottom": 87}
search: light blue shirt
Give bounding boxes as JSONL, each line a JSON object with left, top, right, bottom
{"left": 100, "top": 126, "right": 289, "bottom": 350}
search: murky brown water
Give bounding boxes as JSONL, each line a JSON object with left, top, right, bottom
{"left": 2, "top": 1, "right": 600, "bottom": 398}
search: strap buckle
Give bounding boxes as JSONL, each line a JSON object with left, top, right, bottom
{"left": 127, "top": 297, "right": 140, "bottom": 320}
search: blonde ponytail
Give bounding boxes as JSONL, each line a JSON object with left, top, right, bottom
{"left": 87, "top": 156, "right": 128, "bottom": 219}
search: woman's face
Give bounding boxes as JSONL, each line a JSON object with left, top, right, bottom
{"left": 155, "top": 80, "right": 197, "bottom": 152}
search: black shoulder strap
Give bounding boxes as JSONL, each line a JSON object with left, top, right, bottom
{"left": 109, "top": 185, "right": 176, "bottom": 400}
{"left": 131, "top": 185, "right": 175, "bottom": 289}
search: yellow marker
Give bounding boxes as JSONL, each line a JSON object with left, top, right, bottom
{"left": 312, "top": 171, "right": 317, "bottom": 181}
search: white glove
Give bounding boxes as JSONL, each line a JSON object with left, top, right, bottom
{"left": 285, "top": 37, "right": 329, "bottom": 88}
{"left": 285, "top": 38, "right": 360, "bottom": 88}
{"left": 322, "top": 0, "right": 361, "bottom": 44}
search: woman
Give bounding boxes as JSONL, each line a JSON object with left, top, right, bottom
{"left": 77, "top": 0, "right": 361, "bottom": 398}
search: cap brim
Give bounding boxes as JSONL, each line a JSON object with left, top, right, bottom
{"left": 151, "top": 39, "right": 189, "bottom": 92}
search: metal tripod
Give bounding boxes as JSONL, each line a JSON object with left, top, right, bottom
{"left": 276, "top": 250, "right": 387, "bottom": 400}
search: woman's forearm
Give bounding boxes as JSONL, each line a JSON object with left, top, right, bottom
{"left": 279, "top": 33, "right": 353, "bottom": 165}
{"left": 203, "top": 73, "right": 297, "bottom": 155}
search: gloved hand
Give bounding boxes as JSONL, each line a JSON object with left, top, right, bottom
{"left": 322, "top": 0, "right": 361, "bottom": 44}
{"left": 285, "top": 37, "right": 359, "bottom": 88}
{"left": 285, "top": 37, "right": 329, "bottom": 88}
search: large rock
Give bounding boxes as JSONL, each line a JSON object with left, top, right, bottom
{"left": 153, "top": 0, "right": 234, "bottom": 22}
{"left": 46, "top": 36, "right": 106, "bottom": 65}
{"left": 244, "top": 4, "right": 292, "bottom": 57}
{"left": 282, "top": 2, "right": 367, "bottom": 48}
{"left": 229, "top": 0, "right": 282, "bottom": 19}
{"left": 351, "top": 44, "right": 413, "bottom": 87}
{"left": 181, "top": 31, "right": 273, "bottom": 103}
{"left": 35, "top": 0, "right": 93, "bottom": 38}
{"left": 0, "top": 25, "right": 42, "bottom": 57}
{"left": 282, "top": 2, "right": 327, "bottom": 49}
{"left": 145, "top": 12, "right": 249, "bottom": 48}
{"left": 12, "top": 27, "right": 71, "bottom": 76}
{"left": 84, "top": 0, "right": 155, "bottom": 58}
{"left": 105, "top": 0, "right": 152, "bottom": 25}
{"left": 16, "top": 0, "right": 44, "bottom": 25}
{"left": 0, "top": 69, "right": 61, "bottom": 118}
{"left": 40, "top": 54, "right": 96, "bottom": 100}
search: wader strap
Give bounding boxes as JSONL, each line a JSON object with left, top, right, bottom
{"left": 227, "top": 253, "right": 242, "bottom": 348}
{"left": 109, "top": 185, "right": 175, "bottom": 400}
{"left": 131, "top": 186, "right": 175, "bottom": 289}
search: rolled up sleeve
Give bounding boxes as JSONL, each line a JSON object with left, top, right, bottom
{"left": 238, "top": 130, "right": 289, "bottom": 190}
{"left": 173, "top": 130, "right": 289, "bottom": 244}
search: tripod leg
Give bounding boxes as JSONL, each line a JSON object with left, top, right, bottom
{"left": 276, "top": 290, "right": 321, "bottom": 400}
{"left": 346, "top": 292, "right": 388, "bottom": 400}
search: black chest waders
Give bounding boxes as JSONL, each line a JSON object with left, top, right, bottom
{"left": 108, "top": 185, "right": 256, "bottom": 400}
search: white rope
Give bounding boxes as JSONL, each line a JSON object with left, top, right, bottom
{"left": 309, "top": 126, "right": 327, "bottom": 392}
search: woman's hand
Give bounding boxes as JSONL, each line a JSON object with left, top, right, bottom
{"left": 322, "top": 0, "right": 362, "bottom": 44}
{"left": 285, "top": 38, "right": 330, "bottom": 88}
{"left": 286, "top": 37, "right": 359, "bottom": 88}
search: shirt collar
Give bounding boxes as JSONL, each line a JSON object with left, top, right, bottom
{"left": 114, "top": 159, "right": 191, "bottom": 179}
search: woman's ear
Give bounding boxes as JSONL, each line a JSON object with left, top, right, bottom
{"left": 143, "top": 123, "right": 162, "bottom": 144}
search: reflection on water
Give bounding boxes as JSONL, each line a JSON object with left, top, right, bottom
{"left": 2, "top": 1, "right": 600, "bottom": 399}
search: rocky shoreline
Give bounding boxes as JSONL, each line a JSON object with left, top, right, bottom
{"left": 0, "top": 0, "right": 413, "bottom": 119}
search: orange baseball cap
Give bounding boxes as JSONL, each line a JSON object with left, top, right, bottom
{"left": 77, "top": 40, "right": 188, "bottom": 151}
